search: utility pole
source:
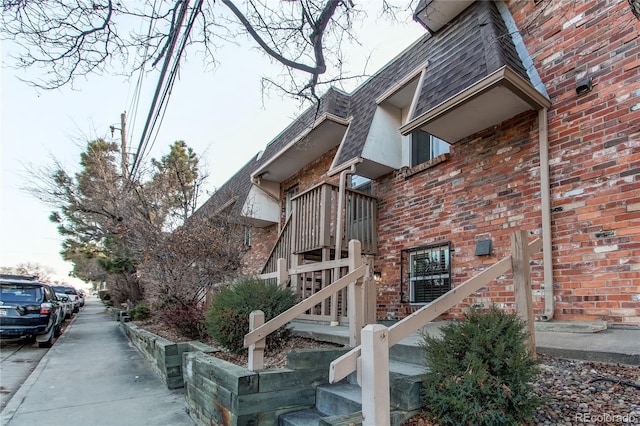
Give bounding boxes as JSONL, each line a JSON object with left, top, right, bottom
{"left": 111, "top": 112, "right": 128, "bottom": 179}
{"left": 120, "top": 112, "right": 128, "bottom": 180}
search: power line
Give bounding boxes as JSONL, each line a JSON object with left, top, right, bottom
{"left": 128, "top": 0, "right": 192, "bottom": 181}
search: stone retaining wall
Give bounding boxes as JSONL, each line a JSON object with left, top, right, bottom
{"left": 116, "top": 308, "right": 349, "bottom": 425}
{"left": 120, "top": 319, "right": 218, "bottom": 390}
{"left": 183, "top": 348, "right": 349, "bottom": 426}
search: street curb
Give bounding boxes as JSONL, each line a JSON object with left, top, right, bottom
{"left": 536, "top": 346, "right": 640, "bottom": 366}
{"left": 0, "top": 308, "right": 82, "bottom": 423}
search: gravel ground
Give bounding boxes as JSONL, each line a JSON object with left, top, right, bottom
{"left": 402, "top": 355, "right": 640, "bottom": 425}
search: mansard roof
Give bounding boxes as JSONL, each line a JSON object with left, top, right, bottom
{"left": 334, "top": 0, "right": 530, "bottom": 166}
{"left": 196, "top": 88, "right": 350, "bottom": 218}
{"left": 197, "top": 0, "right": 538, "bottom": 218}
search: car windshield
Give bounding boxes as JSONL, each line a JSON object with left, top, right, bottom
{"left": 0, "top": 284, "right": 43, "bottom": 303}
{"left": 53, "top": 286, "right": 77, "bottom": 295}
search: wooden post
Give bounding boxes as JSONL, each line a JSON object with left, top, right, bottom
{"left": 361, "top": 324, "right": 390, "bottom": 426}
{"left": 511, "top": 230, "right": 536, "bottom": 355}
{"left": 248, "top": 310, "right": 265, "bottom": 371}
{"left": 348, "top": 240, "right": 363, "bottom": 347}
{"left": 276, "top": 258, "right": 288, "bottom": 287}
{"left": 363, "top": 256, "right": 377, "bottom": 326}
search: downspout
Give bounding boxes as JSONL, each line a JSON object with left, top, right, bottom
{"left": 539, "top": 107, "right": 554, "bottom": 321}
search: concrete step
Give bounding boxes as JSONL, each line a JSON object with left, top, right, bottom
{"left": 316, "top": 383, "right": 362, "bottom": 416}
{"left": 389, "top": 342, "right": 425, "bottom": 365}
{"left": 280, "top": 342, "right": 428, "bottom": 426}
{"left": 279, "top": 408, "right": 322, "bottom": 426}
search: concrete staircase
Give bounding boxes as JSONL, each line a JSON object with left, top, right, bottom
{"left": 279, "top": 342, "right": 427, "bottom": 426}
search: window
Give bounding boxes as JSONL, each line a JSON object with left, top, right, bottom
{"left": 244, "top": 227, "right": 252, "bottom": 247}
{"left": 403, "top": 242, "right": 451, "bottom": 303}
{"left": 411, "top": 130, "right": 449, "bottom": 167}
{"left": 285, "top": 185, "right": 298, "bottom": 218}
{"left": 349, "top": 175, "right": 372, "bottom": 194}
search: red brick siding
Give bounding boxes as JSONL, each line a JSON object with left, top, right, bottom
{"left": 241, "top": 225, "right": 278, "bottom": 275}
{"left": 374, "top": 111, "right": 545, "bottom": 321}
{"left": 507, "top": 0, "right": 640, "bottom": 326}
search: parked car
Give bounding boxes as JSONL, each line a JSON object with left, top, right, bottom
{"left": 55, "top": 294, "right": 73, "bottom": 320}
{"left": 52, "top": 286, "right": 81, "bottom": 314}
{"left": 0, "top": 274, "right": 63, "bottom": 347}
{"left": 77, "top": 289, "right": 86, "bottom": 307}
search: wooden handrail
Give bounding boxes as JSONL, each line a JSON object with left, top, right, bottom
{"left": 244, "top": 263, "right": 367, "bottom": 348}
{"left": 329, "top": 238, "right": 542, "bottom": 384}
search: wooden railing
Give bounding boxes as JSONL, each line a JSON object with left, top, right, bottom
{"left": 247, "top": 240, "right": 374, "bottom": 371}
{"left": 262, "top": 218, "right": 292, "bottom": 275}
{"left": 260, "top": 182, "right": 377, "bottom": 276}
{"left": 329, "top": 230, "right": 541, "bottom": 425}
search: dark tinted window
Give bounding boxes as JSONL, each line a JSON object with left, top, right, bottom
{"left": 53, "top": 286, "right": 78, "bottom": 295}
{"left": 0, "top": 284, "right": 44, "bottom": 303}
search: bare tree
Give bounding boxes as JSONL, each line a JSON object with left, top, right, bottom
{"left": 137, "top": 210, "right": 249, "bottom": 308}
{"left": 0, "top": 263, "right": 56, "bottom": 281}
{"left": 1, "top": 1, "right": 412, "bottom": 100}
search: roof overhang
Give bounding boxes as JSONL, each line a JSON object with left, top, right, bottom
{"left": 251, "top": 113, "right": 349, "bottom": 184}
{"left": 413, "top": 0, "right": 475, "bottom": 34}
{"left": 400, "top": 66, "right": 551, "bottom": 143}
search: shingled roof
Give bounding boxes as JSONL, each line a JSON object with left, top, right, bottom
{"left": 196, "top": 88, "right": 350, "bottom": 218}
{"left": 335, "top": 0, "right": 530, "bottom": 166}
{"left": 197, "top": 0, "right": 536, "bottom": 218}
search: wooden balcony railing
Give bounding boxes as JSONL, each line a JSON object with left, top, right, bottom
{"left": 293, "top": 182, "right": 377, "bottom": 255}
{"left": 261, "top": 182, "right": 377, "bottom": 275}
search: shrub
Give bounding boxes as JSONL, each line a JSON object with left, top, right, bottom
{"left": 128, "top": 303, "right": 151, "bottom": 321}
{"left": 421, "top": 305, "right": 541, "bottom": 426}
{"left": 161, "top": 303, "right": 208, "bottom": 340}
{"left": 205, "top": 277, "right": 297, "bottom": 353}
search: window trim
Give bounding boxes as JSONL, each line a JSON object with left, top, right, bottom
{"left": 411, "top": 130, "right": 450, "bottom": 167}
{"left": 401, "top": 241, "right": 452, "bottom": 304}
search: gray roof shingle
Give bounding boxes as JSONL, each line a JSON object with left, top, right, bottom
{"left": 198, "top": 0, "right": 532, "bottom": 217}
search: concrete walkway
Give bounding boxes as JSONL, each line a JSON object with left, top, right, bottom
{"left": 290, "top": 320, "right": 640, "bottom": 366}
{"left": 0, "top": 299, "right": 194, "bottom": 426}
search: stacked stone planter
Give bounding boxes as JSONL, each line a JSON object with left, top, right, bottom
{"left": 121, "top": 322, "right": 218, "bottom": 389}
{"left": 183, "top": 348, "right": 349, "bottom": 426}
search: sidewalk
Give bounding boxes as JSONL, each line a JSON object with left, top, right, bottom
{"left": 0, "top": 299, "right": 194, "bottom": 426}
{"left": 290, "top": 320, "right": 640, "bottom": 366}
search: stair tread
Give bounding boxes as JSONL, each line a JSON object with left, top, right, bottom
{"left": 280, "top": 408, "right": 322, "bottom": 426}
{"left": 389, "top": 360, "right": 427, "bottom": 377}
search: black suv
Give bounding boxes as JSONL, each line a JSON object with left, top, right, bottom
{"left": 0, "top": 274, "right": 63, "bottom": 347}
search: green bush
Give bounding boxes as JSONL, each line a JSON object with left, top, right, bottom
{"left": 421, "top": 305, "right": 541, "bottom": 426}
{"left": 205, "top": 277, "right": 297, "bottom": 353}
{"left": 128, "top": 302, "right": 151, "bottom": 321}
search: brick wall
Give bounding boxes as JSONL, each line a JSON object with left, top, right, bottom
{"left": 240, "top": 147, "right": 341, "bottom": 275}
{"left": 374, "top": 111, "right": 546, "bottom": 320}
{"left": 508, "top": 0, "right": 640, "bottom": 326}
{"left": 241, "top": 225, "right": 278, "bottom": 276}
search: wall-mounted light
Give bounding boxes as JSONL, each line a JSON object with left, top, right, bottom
{"left": 373, "top": 271, "right": 382, "bottom": 282}
{"left": 576, "top": 77, "right": 593, "bottom": 96}
{"left": 475, "top": 239, "right": 492, "bottom": 256}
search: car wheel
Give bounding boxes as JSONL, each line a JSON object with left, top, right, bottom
{"left": 38, "top": 331, "right": 54, "bottom": 348}
{"left": 54, "top": 322, "right": 62, "bottom": 338}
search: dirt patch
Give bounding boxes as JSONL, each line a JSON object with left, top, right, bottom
{"left": 132, "top": 318, "right": 342, "bottom": 369}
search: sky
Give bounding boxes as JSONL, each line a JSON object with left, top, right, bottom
{"left": 0, "top": 3, "right": 425, "bottom": 288}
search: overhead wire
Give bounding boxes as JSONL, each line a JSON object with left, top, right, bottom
{"left": 138, "top": 0, "right": 205, "bottom": 172}
{"left": 128, "top": 0, "right": 191, "bottom": 182}
{"left": 126, "top": 0, "right": 161, "bottom": 154}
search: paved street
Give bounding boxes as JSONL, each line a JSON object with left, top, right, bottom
{"left": 1, "top": 298, "right": 194, "bottom": 426}
{"left": 0, "top": 336, "right": 48, "bottom": 412}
